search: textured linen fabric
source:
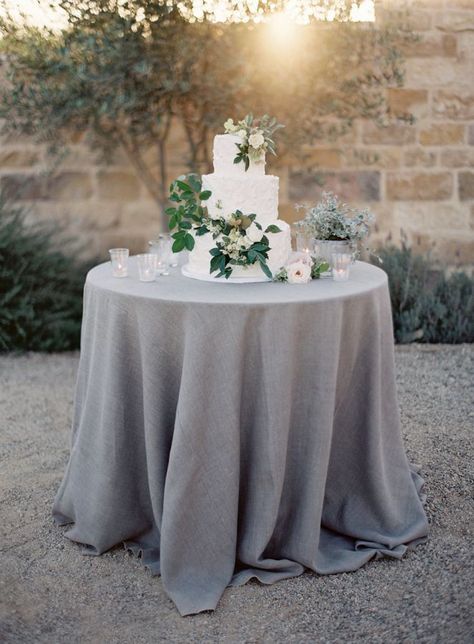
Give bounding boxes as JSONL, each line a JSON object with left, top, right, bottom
{"left": 53, "top": 260, "right": 429, "bottom": 616}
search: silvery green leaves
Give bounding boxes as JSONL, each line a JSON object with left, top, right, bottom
{"left": 166, "top": 174, "right": 211, "bottom": 253}
{"left": 225, "top": 113, "right": 284, "bottom": 172}
{"left": 295, "top": 192, "right": 375, "bottom": 243}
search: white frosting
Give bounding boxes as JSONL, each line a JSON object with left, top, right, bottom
{"left": 213, "top": 134, "right": 265, "bottom": 176}
{"left": 187, "top": 221, "right": 291, "bottom": 279}
{"left": 183, "top": 132, "right": 291, "bottom": 281}
{"left": 201, "top": 174, "right": 279, "bottom": 229}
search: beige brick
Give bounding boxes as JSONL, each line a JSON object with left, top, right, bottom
{"left": 387, "top": 88, "right": 428, "bottom": 119}
{"left": 441, "top": 149, "right": 474, "bottom": 168}
{"left": 345, "top": 148, "right": 401, "bottom": 169}
{"left": 0, "top": 174, "right": 46, "bottom": 200}
{"left": 405, "top": 58, "right": 470, "bottom": 88}
{"left": 300, "top": 148, "right": 342, "bottom": 169}
{"left": 435, "top": 238, "right": 474, "bottom": 266}
{"left": 47, "top": 172, "right": 93, "bottom": 200}
{"left": 448, "top": 0, "right": 474, "bottom": 7}
{"left": 434, "top": 10, "right": 474, "bottom": 32}
{"left": 386, "top": 172, "right": 453, "bottom": 200}
{"left": 404, "top": 148, "right": 437, "bottom": 168}
{"left": 279, "top": 202, "right": 300, "bottom": 225}
{"left": 0, "top": 149, "right": 40, "bottom": 167}
{"left": 394, "top": 202, "right": 468, "bottom": 231}
{"left": 457, "top": 33, "right": 474, "bottom": 62}
{"left": 459, "top": 172, "right": 474, "bottom": 200}
{"left": 362, "top": 122, "right": 416, "bottom": 145}
{"left": 433, "top": 90, "right": 474, "bottom": 120}
{"left": 377, "top": 8, "right": 432, "bottom": 31}
{"left": 120, "top": 200, "right": 162, "bottom": 230}
{"left": 419, "top": 124, "right": 465, "bottom": 146}
{"left": 468, "top": 125, "right": 474, "bottom": 145}
{"left": 404, "top": 33, "right": 457, "bottom": 57}
{"left": 97, "top": 170, "right": 141, "bottom": 200}
{"left": 289, "top": 170, "right": 380, "bottom": 202}
{"left": 100, "top": 230, "right": 150, "bottom": 257}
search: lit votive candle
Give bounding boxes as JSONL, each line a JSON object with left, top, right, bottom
{"left": 155, "top": 259, "right": 169, "bottom": 276}
{"left": 109, "top": 248, "right": 129, "bottom": 277}
{"left": 296, "top": 232, "right": 313, "bottom": 256}
{"left": 137, "top": 254, "right": 157, "bottom": 282}
{"left": 332, "top": 253, "right": 352, "bottom": 282}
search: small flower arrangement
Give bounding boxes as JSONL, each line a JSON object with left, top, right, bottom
{"left": 224, "top": 114, "right": 284, "bottom": 171}
{"left": 274, "top": 253, "right": 330, "bottom": 284}
{"left": 198, "top": 211, "right": 281, "bottom": 279}
{"left": 295, "top": 192, "right": 375, "bottom": 244}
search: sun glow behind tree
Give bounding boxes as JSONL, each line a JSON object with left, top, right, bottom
{"left": 0, "top": 0, "right": 374, "bottom": 28}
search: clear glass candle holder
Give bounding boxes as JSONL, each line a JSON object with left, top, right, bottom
{"left": 148, "top": 238, "right": 171, "bottom": 276}
{"left": 109, "top": 248, "right": 129, "bottom": 277}
{"left": 296, "top": 232, "right": 314, "bottom": 257}
{"left": 332, "top": 253, "right": 352, "bottom": 282}
{"left": 137, "top": 254, "right": 157, "bottom": 282}
{"left": 149, "top": 234, "right": 177, "bottom": 267}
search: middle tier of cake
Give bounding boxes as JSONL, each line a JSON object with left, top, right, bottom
{"left": 201, "top": 173, "right": 279, "bottom": 229}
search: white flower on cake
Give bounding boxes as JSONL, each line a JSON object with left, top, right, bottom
{"left": 237, "top": 129, "right": 247, "bottom": 140}
{"left": 246, "top": 222, "right": 264, "bottom": 243}
{"left": 224, "top": 118, "right": 235, "bottom": 131}
{"left": 286, "top": 261, "right": 312, "bottom": 284}
{"left": 249, "top": 132, "right": 265, "bottom": 149}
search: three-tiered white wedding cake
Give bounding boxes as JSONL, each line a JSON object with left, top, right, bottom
{"left": 183, "top": 134, "right": 291, "bottom": 281}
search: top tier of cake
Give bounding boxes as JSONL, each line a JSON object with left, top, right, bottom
{"left": 202, "top": 133, "right": 279, "bottom": 228}
{"left": 213, "top": 134, "right": 266, "bottom": 176}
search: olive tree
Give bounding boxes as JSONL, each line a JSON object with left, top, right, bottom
{"left": 0, "top": 0, "right": 414, "bottom": 219}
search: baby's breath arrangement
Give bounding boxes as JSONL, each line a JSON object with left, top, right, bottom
{"left": 296, "top": 192, "right": 375, "bottom": 244}
{"left": 224, "top": 114, "right": 284, "bottom": 171}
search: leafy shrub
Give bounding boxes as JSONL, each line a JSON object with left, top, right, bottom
{"left": 0, "top": 198, "right": 94, "bottom": 352}
{"left": 376, "top": 243, "right": 473, "bottom": 344}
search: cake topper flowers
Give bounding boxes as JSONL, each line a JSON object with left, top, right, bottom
{"left": 224, "top": 114, "right": 284, "bottom": 171}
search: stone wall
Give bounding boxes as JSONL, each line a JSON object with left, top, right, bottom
{"left": 0, "top": 0, "right": 473, "bottom": 266}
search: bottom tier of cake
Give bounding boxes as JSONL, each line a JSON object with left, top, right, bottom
{"left": 184, "top": 220, "right": 291, "bottom": 282}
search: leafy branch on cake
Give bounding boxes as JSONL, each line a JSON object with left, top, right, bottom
{"left": 167, "top": 174, "right": 281, "bottom": 279}
{"left": 224, "top": 114, "right": 284, "bottom": 172}
{"left": 202, "top": 213, "right": 281, "bottom": 280}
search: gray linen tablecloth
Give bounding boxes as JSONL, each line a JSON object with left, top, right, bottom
{"left": 53, "top": 259, "right": 429, "bottom": 616}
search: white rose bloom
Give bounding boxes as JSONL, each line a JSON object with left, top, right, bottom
{"left": 224, "top": 118, "right": 235, "bottom": 132}
{"left": 248, "top": 132, "right": 265, "bottom": 149}
{"left": 287, "top": 260, "right": 312, "bottom": 284}
{"left": 246, "top": 223, "right": 264, "bottom": 243}
{"left": 237, "top": 129, "right": 248, "bottom": 140}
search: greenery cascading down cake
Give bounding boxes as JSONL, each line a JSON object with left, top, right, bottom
{"left": 168, "top": 115, "right": 291, "bottom": 281}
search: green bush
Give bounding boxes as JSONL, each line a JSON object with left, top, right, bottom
{"left": 376, "top": 243, "right": 473, "bottom": 344}
{"left": 0, "top": 198, "right": 94, "bottom": 352}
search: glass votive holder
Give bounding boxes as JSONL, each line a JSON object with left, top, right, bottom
{"left": 148, "top": 238, "right": 171, "bottom": 276}
{"left": 109, "top": 248, "right": 129, "bottom": 277}
{"left": 137, "top": 254, "right": 157, "bottom": 282}
{"left": 149, "top": 234, "right": 177, "bottom": 267}
{"left": 332, "top": 253, "right": 352, "bottom": 282}
{"left": 296, "top": 232, "right": 314, "bottom": 257}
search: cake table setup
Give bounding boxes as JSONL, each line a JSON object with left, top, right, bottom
{"left": 53, "top": 115, "right": 429, "bottom": 616}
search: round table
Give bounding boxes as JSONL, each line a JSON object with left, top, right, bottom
{"left": 53, "top": 259, "right": 428, "bottom": 616}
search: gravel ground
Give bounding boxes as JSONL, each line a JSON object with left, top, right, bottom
{"left": 0, "top": 346, "right": 473, "bottom": 644}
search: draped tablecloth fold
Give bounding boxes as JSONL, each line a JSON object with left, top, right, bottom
{"left": 53, "top": 260, "right": 428, "bottom": 616}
